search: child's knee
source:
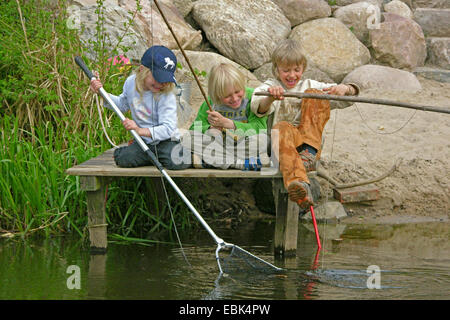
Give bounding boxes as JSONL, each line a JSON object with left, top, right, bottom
{"left": 273, "top": 121, "right": 292, "bottom": 132}
{"left": 160, "top": 158, "right": 191, "bottom": 170}
{"left": 113, "top": 147, "right": 139, "bottom": 168}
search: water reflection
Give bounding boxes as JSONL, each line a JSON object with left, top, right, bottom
{"left": 0, "top": 221, "right": 448, "bottom": 300}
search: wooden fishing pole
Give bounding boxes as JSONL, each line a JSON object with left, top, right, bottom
{"left": 254, "top": 91, "right": 450, "bottom": 115}
{"left": 153, "top": 0, "right": 213, "bottom": 112}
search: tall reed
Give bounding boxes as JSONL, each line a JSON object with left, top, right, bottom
{"left": 0, "top": 0, "right": 197, "bottom": 241}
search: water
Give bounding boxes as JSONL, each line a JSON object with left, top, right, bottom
{"left": 0, "top": 221, "right": 448, "bottom": 300}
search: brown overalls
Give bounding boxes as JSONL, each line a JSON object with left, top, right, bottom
{"left": 271, "top": 88, "right": 330, "bottom": 189}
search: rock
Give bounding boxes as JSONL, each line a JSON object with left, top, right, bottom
{"left": 74, "top": 0, "right": 202, "bottom": 61}
{"left": 290, "top": 18, "right": 370, "bottom": 82}
{"left": 272, "top": 0, "right": 331, "bottom": 27}
{"left": 192, "top": 0, "right": 291, "bottom": 70}
{"left": 384, "top": 0, "right": 414, "bottom": 19}
{"left": 342, "top": 64, "right": 422, "bottom": 92}
{"left": 252, "top": 63, "right": 274, "bottom": 83}
{"left": 333, "top": 1, "right": 377, "bottom": 45}
{"left": 77, "top": 5, "right": 148, "bottom": 61}
{"left": 120, "top": 0, "right": 203, "bottom": 50}
{"left": 413, "top": 8, "right": 450, "bottom": 37}
{"left": 301, "top": 201, "right": 347, "bottom": 222}
{"left": 172, "top": 0, "right": 195, "bottom": 17}
{"left": 335, "top": 0, "right": 383, "bottom": 7}
{"left": 413, "top": 66, "right": 450, "bottom": 83}
{"left": 398, "top": 0, "right": 413, "bottom": 8}
{"left": 410, "top": 0, "right": 450, "bottom": 9}
{"left": 369, "top": 13, "right": 426, "bottom": 70}
{"left": 426, "top": 38, "right": 450, "bottom": 69}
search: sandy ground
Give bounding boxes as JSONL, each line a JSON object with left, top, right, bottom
{"left": 180, "top": 77, "right": 449, "bottom": 225}
{"left": 319, "top": 76, "right": 450, "bottom": 223}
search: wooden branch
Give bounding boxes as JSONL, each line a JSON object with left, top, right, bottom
{"left": 317, "top": 159, "right": 402, "bottom": 189}
{"left": 254, "top": 92, "right": 450, "bottom": 115}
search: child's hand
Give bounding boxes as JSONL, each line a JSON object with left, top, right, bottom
{"left": 323, "top": 84, "right": 349, "bottom": 96}
{"left": 268, "top": 86, "right": 285, "bottom": 100}
{"left": 89, "top": 71, "right": 102, "bottom": 93}
{"left": 122, "top": 118, "right": 139, "bottom": 132}
{"left": 207, "top": 111, "right": 235, "bottom": 130}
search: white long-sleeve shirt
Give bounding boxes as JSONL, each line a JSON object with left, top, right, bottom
{"left": 250, "top": 78, "right": 338, "bottom": 127}
{"left": 105, "top": 74, "right": 179, "bottom": 144}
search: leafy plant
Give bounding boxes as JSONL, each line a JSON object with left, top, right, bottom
{"left": 0, "top": 0, "right": 200, "bottom": 241}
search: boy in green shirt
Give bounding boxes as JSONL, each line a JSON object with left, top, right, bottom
{"left": 187, "top": 63, "right": 268, "bottom": 169}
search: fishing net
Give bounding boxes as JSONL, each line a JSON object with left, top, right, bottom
{"left": 217, "top": 245, "right": 282, "bottom": 275}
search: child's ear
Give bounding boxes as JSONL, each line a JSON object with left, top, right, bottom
{"left": 139, "top": 65, "right": 144, "bottom": 72}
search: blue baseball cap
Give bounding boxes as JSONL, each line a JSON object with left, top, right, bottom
{"left": 141, "top": 46, "right": 177, "bottom": 84}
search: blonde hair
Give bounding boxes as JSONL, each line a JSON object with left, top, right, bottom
{"left": 271, "top": 39, "right": 307, "bottom": 79}
{"left": 134, "top": 65, "right": 175, "bottom": 99}
{"left": 208, "top": 63, "right": 246, "bottom": 105}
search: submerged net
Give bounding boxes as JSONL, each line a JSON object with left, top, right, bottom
{"left": 218, "top": 245, "right": 282, "bottom": 275}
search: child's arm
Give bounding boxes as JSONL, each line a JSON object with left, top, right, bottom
{"left": 120, "top": 118, "right": 151, "bottom": 137}
{"left": 189, "top": 99, "right": 216, "bottom": 133}
{"left": 257, "top": 86, "right": 284, "bottom": 114}
{"left": 250, "top": 80, "right": 279, "bottom": 117}
{"left": 233, "top": 110, "right": 268, "bottom": 135}
{"left": 323, "top": 83, "right": 359, "bottom": 96}
{"left": 90, "top": 74, "right": 131, "bottom": 112}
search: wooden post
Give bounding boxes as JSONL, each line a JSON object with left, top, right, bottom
{"left": 272, "top": 178, "right": 299, "bottom": 257}
{"left": 81, "top": 176, "right": 108, "bottom": 254}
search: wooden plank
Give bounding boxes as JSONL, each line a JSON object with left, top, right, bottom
{"left": 67, "top": 166, "right": 280, "bottom": 178}
{"left": 66, "top": 147, "right": 281, "bottom": 178}
{"left": 333, "top": 185, "right": 379, "bottom": 203}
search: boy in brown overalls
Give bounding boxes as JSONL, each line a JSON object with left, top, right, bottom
{"left": 251, "top": 39, "right": 359, "bottom": 212}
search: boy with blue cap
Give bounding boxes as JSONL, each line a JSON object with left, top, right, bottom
{"left": 90, "top": 45, "right": 190, "bottom": 169}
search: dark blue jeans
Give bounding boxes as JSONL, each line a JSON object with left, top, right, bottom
{"left": 113, "top": 139, "right": 191, "bottom": 170}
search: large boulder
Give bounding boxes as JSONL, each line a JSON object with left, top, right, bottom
{"left": 76, "top": 5, "right": 148, "bottom": 61}
{"left": 369, "top": 13, "right": 427, "bottom": 70}
{"left": 426, "top": 38, "right": 450, "bottom": 69}
{"left": 333, "top": 1, "right": 377, "bottom": 46}
{"left": 120, "top": 0, "right": 203, "bottom": 50}
{"left": 271, "top": 0, "right": 331, "bottom": 27}
{"left": 335, "top": 0, "right": 383, "bottom": 6}
{"left": 290, "top": 18, "right": 371, "bottom": 82}
{"left": 192, "top": 0, "right": 291, "bottom": 70}
{"left": 73, "top": 0, "right": 202, "bottom": 61}
{"left": 342, "top": 64, "right": 422, "bottom": 92}
{"left": 384, "top": 0, "right": 414, "bottom": 19}
{"left": 409, "top": 0, "right": 450, "bottom": 8}
{"left": 413, "top": 8, "right": 450, "bottom": 37}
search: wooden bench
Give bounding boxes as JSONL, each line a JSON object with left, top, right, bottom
{"left": 66, "top": 147, "right": 312, "bottom": 257}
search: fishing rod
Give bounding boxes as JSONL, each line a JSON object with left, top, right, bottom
{"left": 254, "top": 91, "right": 450, "bottom": 115}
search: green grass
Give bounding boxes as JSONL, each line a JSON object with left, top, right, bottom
{"left": 0, "top": 0, "right": 199, "bottom": 242}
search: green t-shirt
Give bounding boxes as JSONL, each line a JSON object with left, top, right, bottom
{"left": 189, "top": 87, "right": 267, "bottom": 136}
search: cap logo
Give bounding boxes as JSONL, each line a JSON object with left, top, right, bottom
{"left": 164, "top": 57, "right": 175, "bottom": 70}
